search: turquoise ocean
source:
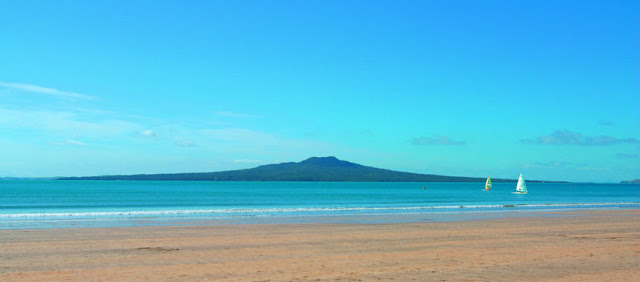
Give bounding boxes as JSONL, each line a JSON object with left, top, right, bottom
{"left": 1, "top": 180, "right": 638, "bottom": 229}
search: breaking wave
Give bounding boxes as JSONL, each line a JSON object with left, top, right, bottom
{"left": 2, "top": 202, "right": 638, "bottom": 218}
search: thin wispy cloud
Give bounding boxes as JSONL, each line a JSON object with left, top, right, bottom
{"left": 174, "top": 139, "right": 197, "bottom": 147}
{"left": 198, "top": 127, "right": 337, "bottom": 157}
{"left": 138, "top": 129, "right": 157, "bottom": 138}
{"left": 525, "top": 161, "right": 574, "bottom": 169}
{"left": 214, "top": 111, "right": 260, "bottom": 119}
{"left": 234, "top": 159, "right": 263, "bottom": 164}
{"left": 66, "top": 139, "right": 87, "bottom": 146}
{"left": 616, "top": 153, "right": 638, "bottom": 159}
{"left": 521, "top": 130, "right": 640, "bottom": 146}
{"left": 54, "top": 139, "right": 87, "bottom": 146}
{"left": 0, "top": 81, "right": 97, "bottom": 101}
{"left": 578, "top": 166, "right": 610, "bottom": 172}
{"left": 360, "top": 129, "right": 375, "bottom": 137}
{"left": 598, "top": 120, "right": 614, "bottom": 127}
{"left": 200, "top": 128, "right": 277, "bottom": 142}
{"left": 412, "top": 135, "right": 465, "bottom": 146}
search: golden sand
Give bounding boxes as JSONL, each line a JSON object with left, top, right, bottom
{"left": 1, "top": 209, "right": 638, "bottom": 281}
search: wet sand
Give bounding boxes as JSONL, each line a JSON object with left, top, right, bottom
{"left": 1, "top": 209, "right": 638, "bottom": 281}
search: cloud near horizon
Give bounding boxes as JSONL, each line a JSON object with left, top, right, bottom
{"left": 525, "top": 161, "right": 574, "bottom": 169}
{"left": 0, "top": 81, "right": 97, "bottom": 101}
{"left": 521, "top": 130, "right": 640, "bottom": 146}
{"left": 0, "top": 107, "right": 141, "bottom": 138}
{"left": 412, "top": 135, "right": 465, "bottom": 146}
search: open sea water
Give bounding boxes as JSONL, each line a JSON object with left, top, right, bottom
{"left": 1, "top": 180, "right": 638, "bottom": 229}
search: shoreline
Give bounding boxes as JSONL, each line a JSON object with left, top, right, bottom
{"left": 1, "top": 209, "right": 638, "bottom": 281}
{"left": 3, "top": 203, "right": 639, "bottom": 230}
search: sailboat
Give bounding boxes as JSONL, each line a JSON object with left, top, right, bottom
{"left": 483, "top": 177, "right": 492, "bottom": 190}
{"left": 512, "top": 173, "right": 528, "bottom": 194}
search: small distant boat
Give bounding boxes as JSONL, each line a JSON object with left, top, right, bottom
{"left": 483, "top": 177, "right": 492, "bottom": 190}
{"left": 512, "top": 173, "right": 528, "bottom": 194}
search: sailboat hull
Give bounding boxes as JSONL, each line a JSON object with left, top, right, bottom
{"left": 512, "top": 191, "right": 528, "bottom": 194}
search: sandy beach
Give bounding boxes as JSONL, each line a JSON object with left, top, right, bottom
{"left": 1, "top": 209, "right": 638, "bottom": 281}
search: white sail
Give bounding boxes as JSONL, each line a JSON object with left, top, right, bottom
{"left": 515, "top": 173, "right": 528, "bottom": 194}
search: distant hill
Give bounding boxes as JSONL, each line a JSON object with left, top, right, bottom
{"left": 0, "top": 177, "right": 56, "bottom": 181}
{"left": 57, "top": 156, "right": 549, "bottom": 182}
{"left": 620, "top": 179, "right": 640, "bottom": 184}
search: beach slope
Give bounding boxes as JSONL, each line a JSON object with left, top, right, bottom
{"left": 1, "top": 209, "right": 638, "bottom": 281}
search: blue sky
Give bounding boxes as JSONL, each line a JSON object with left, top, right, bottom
{"left": 1, "top": 0, "right": 638, "bottom": 182}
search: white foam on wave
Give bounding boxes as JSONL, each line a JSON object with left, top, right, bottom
{"left": 1, "top": 202, "right": 638, "bottom": 219}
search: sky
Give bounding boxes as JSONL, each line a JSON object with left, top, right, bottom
{"left": 1, "top": 0, "right": 638, "bottom": 182}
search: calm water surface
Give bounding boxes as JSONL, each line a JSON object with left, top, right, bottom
{"left": 1, "top": 180, "right": 638, "bottom": 229}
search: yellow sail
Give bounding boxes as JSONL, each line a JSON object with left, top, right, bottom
{"left": 484, "top": 177, "right": 492, "bottom": 190}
